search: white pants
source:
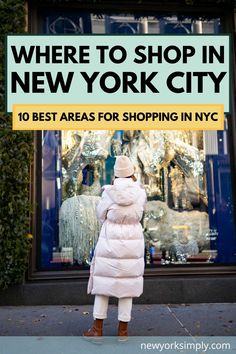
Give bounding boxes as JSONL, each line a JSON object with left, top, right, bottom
{"left": 93, "top": 295, "right": 133, "bottom": 322}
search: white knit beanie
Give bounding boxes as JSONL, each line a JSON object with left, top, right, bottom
{"left": 114, "top": 155, "right": 134, "bottom": 178}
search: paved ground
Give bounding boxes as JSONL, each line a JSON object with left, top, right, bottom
{"left": 0, "top": 303, "right": 235, "bottom": 336}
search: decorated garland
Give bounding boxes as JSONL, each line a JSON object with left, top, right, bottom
{"left": 0, "top": 0, "right": 33, "bottom": 289}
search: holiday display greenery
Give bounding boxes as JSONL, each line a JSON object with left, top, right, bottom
{"left": 0, "top": 0, "right": 33, "bottom": 289}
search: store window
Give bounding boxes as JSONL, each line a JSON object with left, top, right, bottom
{"left": 40, "top": 13, "right": 236, "bottom": 270}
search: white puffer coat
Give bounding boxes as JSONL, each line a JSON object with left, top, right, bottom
{"left": 87, "top": 178, "right": 147, "bottom": 298}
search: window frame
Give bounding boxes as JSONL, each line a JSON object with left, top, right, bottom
{"left": 27, "top": 1, "right": 236, "bottom": 281}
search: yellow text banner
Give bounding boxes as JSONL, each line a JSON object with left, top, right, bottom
{"left": 12, "top": 104, "right": 224, "bottom": 130}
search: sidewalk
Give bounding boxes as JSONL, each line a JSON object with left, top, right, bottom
{"left": 0, "top": 303, "right": 235, "bottom": 336}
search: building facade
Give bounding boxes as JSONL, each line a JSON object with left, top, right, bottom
{"left": 2, "top": 0, "right": 236, "bottom": 305}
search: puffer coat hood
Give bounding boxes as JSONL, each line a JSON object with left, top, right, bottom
{"left": 106, "top": 180, "right": 139, "bottom": 206}
{"left": 87, "top": 178, "right": 147, "bottom": 298}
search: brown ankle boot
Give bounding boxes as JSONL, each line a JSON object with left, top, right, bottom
{"left": 118, "top": 321, "right": 128, "bottom": 341}
{"left": 83, "top": 319, "right": 103, "bottom": 337}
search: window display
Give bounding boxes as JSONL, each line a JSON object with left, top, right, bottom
{"left": 40, "top": 13, "right": 236, "bottom": 270}
{"left": 41, "top": 127, "right": 236, "bottom": 269}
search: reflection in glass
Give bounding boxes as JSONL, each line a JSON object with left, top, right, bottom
{"left": 41, "top": 131, "right": 61, "bottom": 267}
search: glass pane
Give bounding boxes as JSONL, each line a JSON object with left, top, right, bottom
{"left": 39, "top": 13, "right": 236, "bottom": 270}
{"left": 41, "top": 131, "right": 62, "bottom": 268}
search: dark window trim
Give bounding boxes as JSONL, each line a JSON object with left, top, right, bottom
{"left": 28, "top": 0, "right": 233, "bottom": 19}
{"left": 27, "top": 2, "right": 236, "bottom": 282}
{"left": 27, "top": 265, "right": 236, "bottom": 282}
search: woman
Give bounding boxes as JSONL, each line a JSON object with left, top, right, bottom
{"left": 83, "top": 155, "right": 147, "bottom": 339}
